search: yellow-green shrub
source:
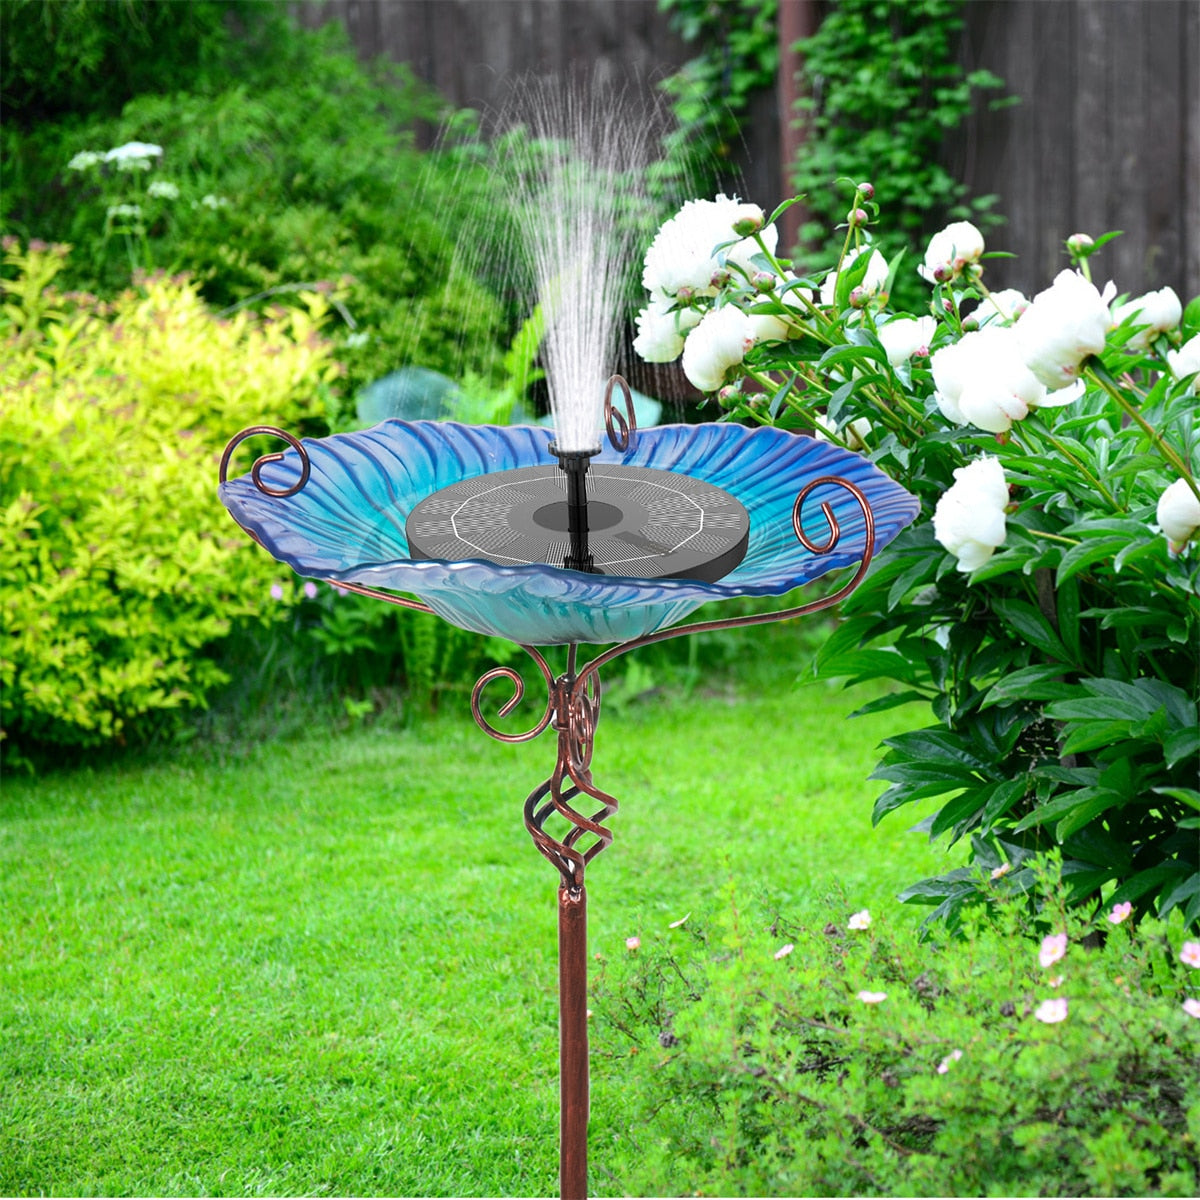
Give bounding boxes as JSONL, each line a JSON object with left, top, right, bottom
{"left": 0, "top": 241, "right": 339, "bottom": 758}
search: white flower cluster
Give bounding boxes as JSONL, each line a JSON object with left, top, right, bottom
{"left": 633, "top": 200, "right": 1199, "bottom": 569}
{"left": 633, "top": 194, "right": 788, "bottom": 389}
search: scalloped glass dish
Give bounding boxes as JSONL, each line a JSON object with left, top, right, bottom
{"left": 218, "top": 421, "right": 919, "bottom": 645}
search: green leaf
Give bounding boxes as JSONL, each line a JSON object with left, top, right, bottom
{"left": 1047, "top": 696, "right": 1137, "bottom": 722}
{"left": 992, "top": 598, "right": 1068, "bottom": 660}
{"left": 1158, "top": 872, "right": 1200, "bottom": 918}
{"left": 980, "top": 777, "right": 1028, "bottom": 826}
{"left": 848, "top": 690, "right": 930, "bottom": 718}
{"left": 1060, "top": 721, "right": 1137, "bottom": 756}
{"left": 1055, "top": 536, "right": 1127, "bottom": 585}
{"left": 1164, "top": 726, "right": 1200, "bottom": 768}
{"left": 1151, "top": 786, "right": 1200, "bottom": 811}
{"left": 1108, "top": 863, "right": 1190, "bottom": 907}
{"left": 982, "top": 665, "right": 1077, "bottom": 708}
{"left": 1012, "top": 787, "right": 1118, "bottom": 833}
{"left": 929, "top": 789, "right": 986, "bottom": 839}
{"left": 1055, "top": 791, "right": 1120, "bottom": 840}
{"left": 881, "top": 727, "right": 993, "bottom": 771}
{"left": 1056, "top": 576, "right": 1082, "bottom": 664}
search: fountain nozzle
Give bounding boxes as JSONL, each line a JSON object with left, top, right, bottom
{"left": 547, "top": 441, "right": 601, "bottom": 573}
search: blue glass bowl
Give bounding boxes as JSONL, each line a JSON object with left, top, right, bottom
{"left": 219, "top": 421, "right": 918, "bottom": 644}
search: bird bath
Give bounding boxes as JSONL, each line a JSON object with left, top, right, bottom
{"left": 217, "top": 78, "right": 918, "bottom": 1199}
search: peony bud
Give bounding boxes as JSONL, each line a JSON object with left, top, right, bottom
{"left": 848, "top": 286, "right": 869, "bottom": 309}
{"left": 675, "top": 285, "right": 696, "bottom": 304}
{"left": 731, "top": 212, "right": 764, "bottom": 237}
{"left": 819, "top": 246, "right": 889, "bottom": 307}
{"left": 751, "top": 270, "right": 776, "bottom": 292}
{"left": 920, "top": 221, "right": 985, "bottom": 284}
{"left": 847, "top": 207, "right": 869, "bottom": 226}
{"left": 717, "top": 383, "right": 743, "bottom": 406}
{"left": 1157, "top": 477, "right": 1200, "bottom": 552}
{"left": 1066, "top": 233, "right": 1094, "bottom": 256}
{"left": 858, "top": 181, "right": 875, "bottom": 201}
{"left": 709, "top": 267, "right": 732, "bottom": 289}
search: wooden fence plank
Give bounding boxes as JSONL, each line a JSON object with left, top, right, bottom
{"left": 296, "top": 0, "right": 1197, "bottom": 301}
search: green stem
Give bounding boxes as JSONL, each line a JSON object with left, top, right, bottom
{"left": 1086, "top": 363, "right": 1200, "bottom": 506}
{"left": 750, "top": 232, "right": 833, "bottom": 331}
{"left": 1017, "top": 416, "right": 1121, "bottom": 510}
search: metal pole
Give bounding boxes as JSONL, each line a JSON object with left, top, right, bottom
{"left": 558, "top": 880, "right": 589, "bottom": 1200}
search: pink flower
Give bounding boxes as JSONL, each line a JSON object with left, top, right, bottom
{"left": 847, "top": 909, "right": 871, "bottom": 931}
{"left": 1180, "top": 941, "right": 1200, "bottom": 968}
{"left": 1183, "top": 998, "right": 1200, "bottom": 1019}
{"left": 1107, "top": 901, "right": 1132, "bottom": 925}
{"left": 1034, "top": 998, "right": 1069, "bottom": 1024}
{"left": 1039, "top": 933, "right": 1068, "bottom": 969}
{"left": 625, "top": 936, "right": 641, "bottom": 951}
{"left": 937, "top": 1049, "right": 963, "bottom": 1075}
{"left": 774, "top": 943, "right": 794, "bottom": 960}
{"left": 856, "top": 990, "right": 887, "bottom": 1004}
{"left": 990, "top": 862, "right": 1012, "bottom": 880}
{"left": 269, "top": 583, "right": 284, "bottom": 601}
{"left": 303, "top": 580, "right": 319, "bottom": 600}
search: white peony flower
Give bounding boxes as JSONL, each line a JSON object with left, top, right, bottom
{"left": 147, "top": 180, "right": 180, "bottom": 200}
{"left": 977, "top": 288, "right": 1030, "bottom": 326}
{"left": 820, "top": 245, "right": 889, "bottom": 306}
{"left": 104, "top": 141, "right": 163, "bottom": 171}
{"left": 1156, "top": 477, "right": 1200, "bottom": 552}
{"left": 681, "top": 304, "right": 756, "bottom": 392}
{"left": 1167, "top": 333, "right": 1200, "bottom": 392}
{"left": 918, "top": 220, "right": 984, "bottom": 283}
{"left": 67, "top": 150, "right": 103, "bottom": 171}
{"left": 746, "top": 308, "right": 792, "bottom": 344}
{"left": 931, "top": 326, "right": 1048, "bottom": 433}
{"left": 1014, "top": 269, "right": 1113, "bottom": 390}
{"left": 632, "top": 296, "right": 701, "bottom": 363}
{"left": 877, "top": 315, "right": 936, "bottom": 365}
{"left": 1112, "top": 287, "right": 1182, "bottom": 350}
{"left": 933, "top": 456, "right": 1009, "bottom": 572}
{"left": 642, "top": 194, "right": 778, "bottom": 300}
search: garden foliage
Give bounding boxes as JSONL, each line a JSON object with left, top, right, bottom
{"left": 1, "top": 4, "right": 510, "bottom": 407}
{"left": 0, "top": 242, "right": 337, "bottom": 757}
{"left": 593, "top": 880, "right": 1200, "bottom": 1197}
{"left": 789, "top": 0, "right": 1007, "bottom": 311}
{"left": 654, "top": 0, "right": 779, "bottom": 200}
{"left": 632, "top": 191, "right": 1200, "bottom": 932}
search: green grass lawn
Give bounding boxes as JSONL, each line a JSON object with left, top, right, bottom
{"left": 1, "top": 655, "right": 962, "bottom": 1197}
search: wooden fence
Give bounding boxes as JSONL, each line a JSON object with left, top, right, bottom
{"left": 955, "top": 0, "right": 1199, "bottom": 302}
{"left": 296, "top": 0, "right": 1198, "bottom": 301}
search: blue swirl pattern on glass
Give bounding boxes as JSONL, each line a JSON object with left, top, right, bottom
{"left": 219, "top": 421, "right": 919, "bottom": 644}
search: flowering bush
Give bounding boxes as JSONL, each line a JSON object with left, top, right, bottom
{"left": 591, "top": 877, "right": 1200, "bottom": 1197}
{"left": 0, "top": 241, "right": 337, "bottom": 760}
{"left": 633, "top": 189, "right": 1200, "bottom": 933}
